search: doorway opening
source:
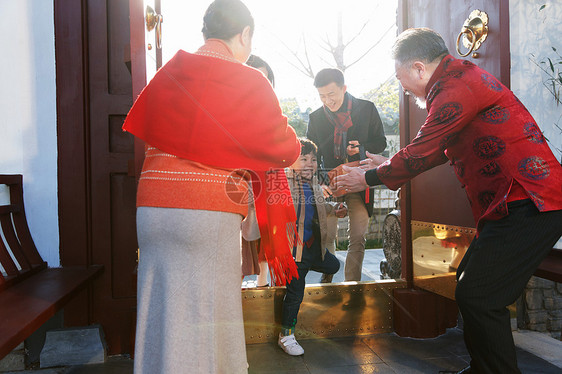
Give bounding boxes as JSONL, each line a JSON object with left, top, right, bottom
{"left": 144, "top": 0, "right": 401, "bottom": 284}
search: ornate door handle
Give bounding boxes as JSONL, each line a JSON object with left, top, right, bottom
{"left": 456, "top": 10, "right": 488, "bottom": 58}
{"left": 145, "top": 5, "right": 163, "bottom": 50}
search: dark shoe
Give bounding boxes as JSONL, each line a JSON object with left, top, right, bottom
{"left": 320, "top": 273, "right": 333, "bottom": 283}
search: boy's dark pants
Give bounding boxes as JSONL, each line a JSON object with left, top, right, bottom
{"left": 455, "top": 200, "right": 562, "bottom": 374}
{"left": 282, "top": 239, "right": 340, "bottom": 329}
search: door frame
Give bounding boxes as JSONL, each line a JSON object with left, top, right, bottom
{"left": 397, "top": 0, "right": 511, "bottom": 287}
{"left": 55, "top": 0, "right": 95, "bottom": 325}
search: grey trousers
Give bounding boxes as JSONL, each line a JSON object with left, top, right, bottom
{"left": 343, "top": 192, "right": 370, "bottom": 281}
{"left": 135, "top": 207, "right": 247, "bottom": 374}
{"left": 320, "top": 214, "right": 339, "bottom": 283}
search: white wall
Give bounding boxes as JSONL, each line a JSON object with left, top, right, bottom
{"left": 0, "top": 0, "right": 59, "bottom": 265}
{"left": 510, "top": 0, "right": 562, "bottom": 162}
{"left": 510, "top": 0, "right": 562, "bottom": 249}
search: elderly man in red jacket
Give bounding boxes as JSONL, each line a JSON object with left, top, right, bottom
{"left": 337, "top": 28, "right": 562, "bottom": 374}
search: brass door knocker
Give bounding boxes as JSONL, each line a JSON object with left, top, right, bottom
{"left": 145, "top": 5, "right": 163, "bottom": 50}
{"left": 456, "top": 10, "right": 489, "bottom": 58}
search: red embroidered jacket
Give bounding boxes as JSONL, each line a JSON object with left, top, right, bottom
{"left": 368, "top": 55, "right": 562, "bottom": 231}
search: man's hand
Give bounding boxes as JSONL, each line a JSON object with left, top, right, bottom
{"left": 346, "top": 140, "right": 360, "bottom": 156}
{"left": 334, "top": 165, "right": 369, "bottom": 193}
{"left": 334, "top": 202, "right": 348, "bottom": 218}
{"left": 320, "top": 184, "right": 333, "bottom": 198}
{"left": 359, "top": 151, "right": 388, "bottom": 171}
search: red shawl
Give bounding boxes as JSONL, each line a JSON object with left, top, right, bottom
{"left": 123, "top": 40, "right": 300, "bottom": 284}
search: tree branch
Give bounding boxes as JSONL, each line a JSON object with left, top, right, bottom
{"left": 345, "top": 23, "right": 394, "bottom": 70}
{"left": 274, "top": 33, "right": 315, "bottom": 78}
{"left": 344, "top": 19, "right": 369, "bottom": 48}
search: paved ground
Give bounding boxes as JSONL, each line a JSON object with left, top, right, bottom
{"left": 7, "top": 249, "right": 562, "bottom": 373}
{"left": 246, "top": 328, "right": 562, "bottom": 374}
{"left": 8, "top": 328, "right": 561, "bottom": 373}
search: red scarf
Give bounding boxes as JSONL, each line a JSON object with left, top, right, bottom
{"left": 123, "top": 40, "right": 300, "bottom": 285}
{"left": 323, "top": 93, "right": 370, "bottom": 203}
{"left": 324, "top": 93, "right": 353, "bottom": 161}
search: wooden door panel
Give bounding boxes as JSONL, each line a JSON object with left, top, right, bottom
{"left": 107, "top": 1, "right": 135, "bottom": 95}
{"left": 88, "top": 0, "right": 137, "bottom": 354}
{"left": 405, "top": 0, "right": 508, "bottom": 83}
{"left": 392, "top": 0, "right": 509, "bottom": 337}
{"left": 398, "top": 0, "right": 509, "bottom": 288}
{"left": 56, "top": 0, "right": 138, "bottom": 354}
{"left": 402, "top": 0, "right": 508, "bottom": 228}
{"left": 110, "top": 173, "right": 138, "bottom": 299}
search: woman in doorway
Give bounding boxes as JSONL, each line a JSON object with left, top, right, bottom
{"left": 123, "top": 1, "right": 300, "bottom": 373}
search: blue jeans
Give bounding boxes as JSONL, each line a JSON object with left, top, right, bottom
{"left": 281, "top": 239, "right": 340, "bottom": 330}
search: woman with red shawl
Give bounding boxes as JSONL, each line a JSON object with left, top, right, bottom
{"left": 123, "top": 1, "right": 300, "bottom": 372}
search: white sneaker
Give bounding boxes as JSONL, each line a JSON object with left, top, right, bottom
{"left": 278, "top": 333, "right": 304, "bottom": 356}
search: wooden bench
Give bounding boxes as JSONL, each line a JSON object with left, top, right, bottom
{"left": 0, "top": 174, "right": 103, "bottom": 360}
{"left": 535, "top": 249, "right": 562, "bottom": 283}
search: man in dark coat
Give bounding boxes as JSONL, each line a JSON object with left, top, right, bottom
{"left": 307, "top": 68, "right": 386, "bottom": 281}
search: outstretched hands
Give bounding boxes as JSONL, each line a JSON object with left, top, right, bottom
{"left": 333, "top": 152, "right": 389, "bottom": 194}
{"left": 359, "top": 151, "right": 389, "bottom": 171}
{"left": 333, "top": 166, "right": 368, "bottom": 194}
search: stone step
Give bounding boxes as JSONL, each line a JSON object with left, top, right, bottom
{"left": 40, "top": 326, "right": 106, "bottom": 368}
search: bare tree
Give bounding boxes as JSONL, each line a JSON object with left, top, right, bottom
{"left": 278, "top": 10, "right": 395, "bottom": 78}
{"left": 277, "top": 34, "right": 315, "bottom": 78}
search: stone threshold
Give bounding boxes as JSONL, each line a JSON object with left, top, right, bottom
{"left": 513, "top": 329, "right": 562, "bottom": 369}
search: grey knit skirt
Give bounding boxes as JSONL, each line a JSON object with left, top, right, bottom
{"left": 134, "top": 207, "right": 247, "bottom": 374}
